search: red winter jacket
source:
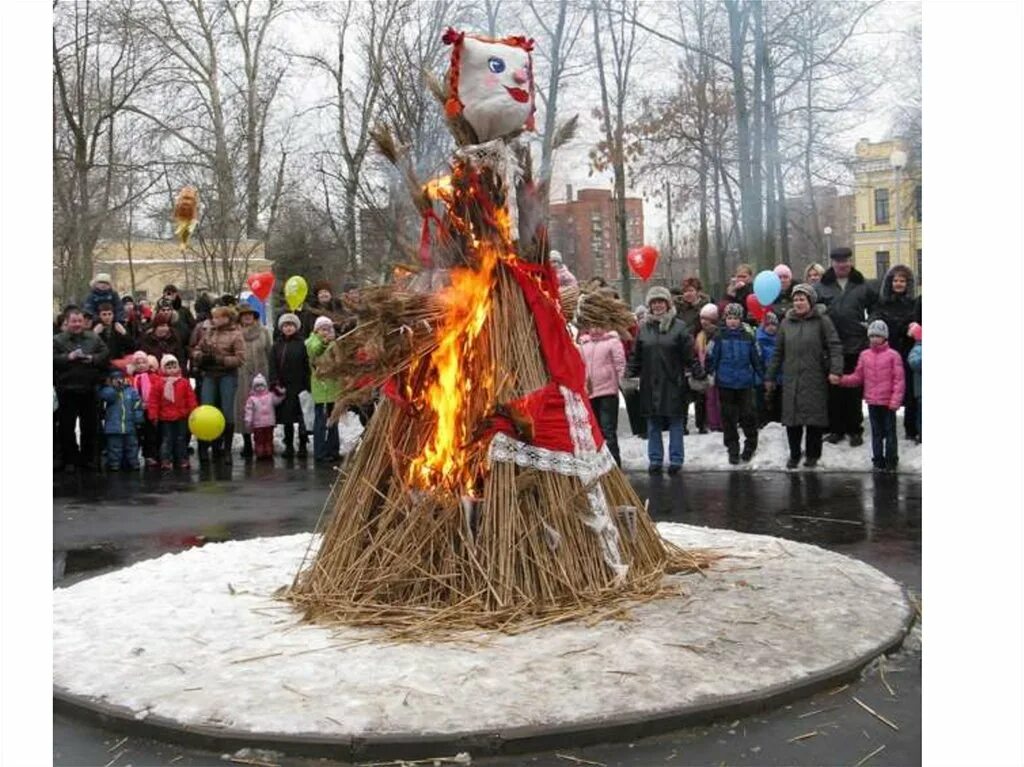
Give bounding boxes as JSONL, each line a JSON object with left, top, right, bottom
{"left": 147, "top": 375, "right": 198, "bottom": 422}
{"left": 839, "top": 342, "right": 906, "bottom": 410}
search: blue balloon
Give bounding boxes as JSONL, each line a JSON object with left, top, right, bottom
{"left": 753, "top": 270, "right": 782, "bottom": 306}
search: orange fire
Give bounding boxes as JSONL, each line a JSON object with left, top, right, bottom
{"left": 409, "top": 168, "right": 515, "bottom": 491}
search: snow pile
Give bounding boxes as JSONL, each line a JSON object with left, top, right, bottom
{"left": 53, "top": 526, "right": 911, "bottom": 738}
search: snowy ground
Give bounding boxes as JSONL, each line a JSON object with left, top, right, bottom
{"left": 53, "top": 525, "right": 911, "bottom": 739}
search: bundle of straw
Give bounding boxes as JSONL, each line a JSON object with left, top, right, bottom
{"left": 575, "top": 289, "right": 637, "bottom": 338}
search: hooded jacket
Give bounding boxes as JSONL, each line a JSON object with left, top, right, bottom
{"left": 146, "top": 375, "right": 198, "bottom": 422}
{"left": 98, "top": 382, "right": 144, "bottom": 434}
{"left": 766, "top": 304, "right": 843, "bottom": 427}
{"left": 578, "top": 330, "right": 626, "bottom": 399}
{"left": 840, "top": 341, "right": 906, "bottom": 410}
{"left": 305, "top": 333, "right": 342, "bottom": 405}
{"left": 815, "top": 266, "right": 878, "bottom": 355}
{"left": 706, "top": 323, "right": 763, "bottom": 390}
{"left": 869, "top": 266, "right": 918, "bottom": 359}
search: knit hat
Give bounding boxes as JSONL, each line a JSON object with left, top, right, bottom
{"left": 791, "top": 283, "right": 818, "bottom": 303}
{"left": 252, "top": 373, "right": 267, "bottom": 389}
{"left": 645, "top": 285, "right": 672, "bottom": 308}
{"left": 908, "top": 322, "right": 922, "bottom": 342}
{"left": 277, "top": 312, "right": 301, "bottom": 330}
{"left": 763, "top": 311, "right": 779, "bottom": 328}
{"left": 830, "top": 247, "right": 853, "bottom": 261}
{"left": 314, "top": 315, "right": 334, "bottom": 331}
{"left": 549, "top": 250, "right": 563, "bottom": 265}
{"left": 773, "top": 264, "right": 792, "bottom": 280}
{"left": 91, "top": 272, "right": 112, "bottom": 287}
{"left": 868, "top": 320, "right": 889, "bottom": 339}
{"left": 699, "top": 303, "right": 719, "bottom": 320}
{"left": 160, "top": 354, "right": 179, "bottom": 370}
{"left": 132, "top": 350, "right": 148, "bottom": 365}
{"left": 724, "top": 303, "right": 744, "bottom": 319}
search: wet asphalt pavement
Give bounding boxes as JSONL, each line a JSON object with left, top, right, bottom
{"left": 53, "top": 461, "right": 921, "bottom": 767}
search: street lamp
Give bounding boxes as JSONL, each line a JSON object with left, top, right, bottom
{"left": 889, "top": 149, "right": 908, "bottom": 264}
{"left": 823, "top": 226, "right": 833, "bottom": 260}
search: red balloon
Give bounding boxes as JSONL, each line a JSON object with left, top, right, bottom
{"left": 745, "top": 293, "right": 765, "bottom": 321}
{"left": 627, "top": 245, "right": 659, "bottom": 281}
{"left": 247, "top": 271, "right": 275, "bottom": 301}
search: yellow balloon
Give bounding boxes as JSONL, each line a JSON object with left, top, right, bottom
{"left": 284, "top": 275, "right": 308, "bottom": 311}
{"left": 188, "top": 405, "right": 226, "bottom": 441}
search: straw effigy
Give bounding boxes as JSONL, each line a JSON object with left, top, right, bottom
{"left": 285, "top": 30, "right": 716, "bottom": 638}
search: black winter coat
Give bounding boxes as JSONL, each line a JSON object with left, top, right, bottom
{"left": 54, "top": 331, "right": 109, "bottom": 391}
{"left": 869, "top": 266, "right": 918, "bottom": 359}
{"left": 626, "top": 312, "right": 703, "bottom": 418}
{"left": 139, "top": 329, "right": 187, "bottom": 370}
{"left": 95, "top": 324, "right": 136, "bottom": 362}
{"left": 815, "top": 267, "right": 879, "bottom": 355}
{"left": 268, "top": 335, "right": 310, "bottom": 424}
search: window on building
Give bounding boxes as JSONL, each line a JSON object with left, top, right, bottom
{"left": 874, "top": 189, "right": 890, "bottom": 225}
{"left": 875, "top": 251, "right": 890, "bottom": 277}
{"left": 915, "top": 185, "right": 922, "bottom": 222}
{"left": 916, "top": 248, "right": 922, "bottom": 286}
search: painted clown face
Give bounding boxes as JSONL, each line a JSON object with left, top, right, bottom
{"left": 446, "top": 32, "right": 534, "bottom": 142}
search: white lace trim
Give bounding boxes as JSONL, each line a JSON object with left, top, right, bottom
{"left": 487, "top": 386, "right": 627, "bottom": 581}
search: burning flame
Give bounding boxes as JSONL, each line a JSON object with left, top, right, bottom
{"left": 409, "top": 168, "right": 515, "bottom": 491}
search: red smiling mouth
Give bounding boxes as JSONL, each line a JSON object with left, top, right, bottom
{"left": 505, "top": 86, "right": 530, "bottom": 103}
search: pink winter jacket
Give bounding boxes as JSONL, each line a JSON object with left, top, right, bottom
{"left": 840, "top": 343, "right": 906, "bottom": 410}
{"left": 244, "top": 389, "right": 282, "bottom": 430}
{"left": 578, "top": 330, "right": 626, "bottom": 398}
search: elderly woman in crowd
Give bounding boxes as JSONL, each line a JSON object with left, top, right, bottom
{"left": 234, "top": 304, "right": 273, "bottom": 459}
{"left": 765, "top": 283, "right": 843, "bottom": 469}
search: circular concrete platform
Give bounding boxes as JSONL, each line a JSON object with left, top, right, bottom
{"left": 53, "top": 524, "right": 913, "bottom": 760}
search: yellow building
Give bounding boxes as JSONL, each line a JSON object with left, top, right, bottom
{"left": 851, "top": 138, "right": 922, "bottom": 284}
{"left": 56, "top": 238, "right": 273, "bottom": 304}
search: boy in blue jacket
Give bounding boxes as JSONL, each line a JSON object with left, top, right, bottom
{"left": 707, "top": 303, "right": 764, "bottom": 464}
{"left": 755, "top": 311, "right": 782, "bottom": 426}
{"left": 98, "top": 369, "right": 144, "bottom": 470}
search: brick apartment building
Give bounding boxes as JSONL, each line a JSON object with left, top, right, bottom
{"left": 548, "top": 187, "right": 644, "bottom": 284}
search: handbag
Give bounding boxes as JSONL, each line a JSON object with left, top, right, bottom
{"left": 298, "top": 390, "right": 315, "bottom": 431}
{"left": 688, "top": 373, "right": 714, "bottom": 392}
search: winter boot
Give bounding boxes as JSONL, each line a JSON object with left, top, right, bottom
{"left": 198, "top": 441, "right": 211, "bottom": 465}
{"left": 220, "top": 426, "right": 234, "bottom": 465}
{"left": 786, "top": 454, "right": 801, "bottom": 470}
{"left": 297, "top": 426, "right": 309, "bottom": 458}
{"left": 282, "top": 424, "right": 296, "bottom": 458}
{"left": 241, "top": 433, "right": 254, "bottom": 459}
{"left": 740, "top": 436, "right": 757, "bottom": 462}
{"left": 849, "top": 433, "right": 864, "bottom": 447}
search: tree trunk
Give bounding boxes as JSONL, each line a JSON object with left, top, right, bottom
{"left": 538, "top": 0, "right": 568, "bottom": 192}
{"left": 751, "top": 0, "right": 766, "bottom": 270}
{"left": 712, "top": 154, "right": 726, "bottom": 295}
{"left": 724, "top": 0, "right": 756, "bottom": 263}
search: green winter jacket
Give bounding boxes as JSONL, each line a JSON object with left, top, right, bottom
{"left": 305, "top": 333, "right": 341, "bottom": 405}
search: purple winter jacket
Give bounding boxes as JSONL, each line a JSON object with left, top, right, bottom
{"left": 840, "top": 342, "right": 906, "bottom": 410}
{"left": 578, "top": 330, "right": 626, "bottom": 399}
{"left": 244, "top": 388, "right": 283, "bottom": 430}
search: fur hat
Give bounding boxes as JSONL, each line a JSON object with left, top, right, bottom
{"left": 773, "top": 264, "right": 792, "bottom": 280}
{"left": 91, "top": 273, "right": 112, "bottom": 287}
{"left": 699, "top": 303, "right": 719, "bottom": 320}
{"left": 682, "top": 276, "right": 703, "bottom": 292}
{"left": 791, "top": 283, "right": 818, "bottom": 303}
{"left": 645, "top": 285, "right": 672, "bottom": 308}
{"left": 277, "top": 312, "right": 301, "bottom": 330}
{"left": 908, "top": 322, "right": 922, "bottom": 342}
{"left": 724, "top": 303, "right": 744, "bottom": 319}
{"left": 314, "top": 315, "right": 334, "bottom": 331}
{"left": 868, "top": 320, "right": 889, "bottom": 339}
{"left": 235, "top": 303, "right": 258, "bottom": 318}
{"left": 160, "top": 354, "right": 179, "bottom": 370}
{"left": 763, "top": 311, "right": 780, "bottom": 328}
{"left": 829, "top": 247, "right": 853, "bottom": 261}
{"left": 211, "top": 305, "right": 236, "bottom": 320}
{"left": 313, "top": 280, "right": 333, "bottom": 295}
{"left": 252, "top": 373, "right": 268, "bottom": 389}
{"left": 163, "top": 284, "right": 179, "bottom": 294}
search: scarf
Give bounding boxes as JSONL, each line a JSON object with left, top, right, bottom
{"left": 163, "top": 373, "right": 179, "bottom": 403}
{"left": 648, "top": 306, "right": 678, "bottom": 334}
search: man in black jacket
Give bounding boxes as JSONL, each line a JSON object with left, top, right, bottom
{"left": 54, "top": 308, "right": 110, "bottom": 471}
{"left": 815, "top": 247, "right": 878, "bottom": 446}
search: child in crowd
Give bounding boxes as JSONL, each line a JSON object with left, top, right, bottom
{"left": 147, "top": 354, "right": 198, "bottom": 470}
{"left": 907, "top": 322, "right": 922, "bottom": 443}
{"left": 578, "top": 324, "right": 626, "bottom": 466}
{"left": 755, "top": 312, "right": 782, "bottom": 425}
{"left": 243, "top": 373, "right": 283, "bottom": 460}
{"left": 98, "top": 369, "right": 144, "bottom": 471}
{"left": 834, "top": 320, "right": 905, "bottom": 472}
{"left": 693, "top": 303, "right": 722, "bottom": 432}
{"left": 306, "top": 316, "right": 342, "bottom": 463}
{"left": 706, "top": 304, "right": 763, "bottom": 464}
{"left": 129, "top": 352, "right": 161, "bottom": 468}
{"left": 82, "top": 272, "right": 125, "bottom": 324}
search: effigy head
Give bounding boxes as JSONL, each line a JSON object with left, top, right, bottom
{"left": 442, "top": 28, "right": 535, "bottom": 142}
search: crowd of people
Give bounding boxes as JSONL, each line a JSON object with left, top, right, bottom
{"left": 53, "top": 276, "right": 364, "bottom": 473}
{"left": 577, "top": 247, "right": 922, "bottom": 473}
{"left": 54, "top": 248, "right": 922, "bottom": 478}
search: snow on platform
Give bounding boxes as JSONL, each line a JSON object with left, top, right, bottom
{"left": 53, "top": 526, "right": 912, "bottom": 741}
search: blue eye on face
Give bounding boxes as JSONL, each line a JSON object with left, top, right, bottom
{"left": 488, "top": 57, "right": 506, "bottom": 74}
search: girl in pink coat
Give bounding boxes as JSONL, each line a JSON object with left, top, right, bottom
{"left": 835, "top": 320, "right": 905, "bottom": 471}
{"left": 243, "top": 374, "right": 283, "bottom": 460}
{"left": 578, "top": 326, "right": 626, "bottom": 466}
